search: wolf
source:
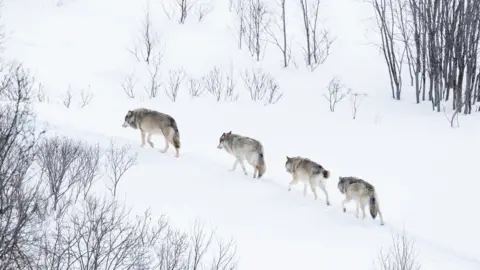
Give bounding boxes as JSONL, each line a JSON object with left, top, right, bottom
{"left": 122, "top": 108, "right": 181, "bottom": 157}
{"left": 285, "top": 156, "right": 331, "bottom": 205}
{"left": 217, "top": 131, "right": 266, "bottom": 178}
{"left": 337, "top": 176, "right": 384, "bottom": 226}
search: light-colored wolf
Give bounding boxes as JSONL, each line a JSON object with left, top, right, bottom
{"left": 285, "top": 156, "right": 331, "bottom": 205}
{"left": 217, "top": 131, "right": 266, "bottom": 178}
{"left": 337, "top": 176, "right": 384, "bottom": 226}
{"left": 122, "top": 108, "right": 181, "bottom": 157}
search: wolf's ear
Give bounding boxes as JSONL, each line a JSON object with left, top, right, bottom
{"left": 286, "top": 156, "right": 290, "bottom": 160}
{"left": 227, "top": 131, "right": 232, "bottom": 135}
{"left": 127, "top": 110, "right": 132, "bottom": 115}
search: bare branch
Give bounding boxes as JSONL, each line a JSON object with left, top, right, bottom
{"left": 164, "top": 68, "right": 187, "bottom": 102}
{"left": 79, "top": 86, "right": 93, "bottom": 108}
{"left": 122, "top": 71, "right": 137, "bottom": 99}
{"left": 241, "top": 68, "right": 283, "bottom": 104}
{"left": 104, "top": 139, "right": 138, "bottom": 197}
{"left": 323, "top": 77, "right": 351, "bottom": 112}
{"left": 349, "top": 92, "right": 368, "bottom": 119}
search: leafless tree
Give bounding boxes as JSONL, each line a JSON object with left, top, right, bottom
{"left": 0, "top": 61, "right": 45, "bottom": 270}
{"left": 371, "top": 0, "right": 405, "bottom": 100}
{"left": 323, "top": 77, "right": 351, "bottom": 112}
{"left": 299, "top": 0, "right": 334, "bottom": 71}
{"left": 187, "top": 77, "right": 205, "bottom": 98}
{"left": 79, "top": 86, "right": 93, "bottom": 108}
{"left": 144, "top": 58, "right": 162, "bottom": 99}
{"left": 202, "top": 66, "right": 239, "bottom": 102}
{"left": 165, "top": 68, "right": 187, "bottom": 102}
{"left": 36, "top": 82, "right": 49, "bottom": 103}
{"left": 104, "top": 140, "right": 138, "bottom": 197}
{"left": 374, "top": 231, "right": 421, "bottom": 270}
{"left": 233, "top": 0, "right": 247, "bottom": 49}
{"left": 161, "top": 0, "right": 176, "bottom": 20}
{"left": 36, "top": 136, "right": 102, "bottom": 216}
{"left": 61, "top": 86, "right": 74, "bottom": 108}
{"left": 128, "top": 3, "right": 162, "bottom": 65}
{"left": 122, "top": 71, "right": 137, "bottom": 99}
{"left": 241, "top": 68, "right": 283, "bottom": 104}
{"left": 176, "top": 0, "right": 195, "bottom": 24}
{"left": 266, "top": 0, "right": 289, "bottom": 67}
{"left": 195, "top": 2, "right": 213, "bottom": 22}
{"left": 349, "top": 92, "right": 368, "bottom": 119}
{"left": 244, "top": 0, "right": 271, "bottom": 61}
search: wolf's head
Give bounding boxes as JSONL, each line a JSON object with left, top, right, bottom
{"left": 337, "top": 177, "right": 348, "bottom": 194}
{"left": 122, "top": 110, "right": 137, "bottom": 129}
{"left": 217, "top": 131, "right": 232, "bottom": 149}
{"left": 285, "top": 156, "right": 293, "bottom": 173}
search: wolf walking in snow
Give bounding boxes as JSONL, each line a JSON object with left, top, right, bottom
{"left": 285, "top": 156, "right": 331, "bottom": 205}
{"left": 122, "top": 108, "right": 181, "bottom": 157}
{"left": 337, "top": 176, "right": 384, "bottom": 226}
{"left": 217, "top": 131, "right": 266, "bottom": 178}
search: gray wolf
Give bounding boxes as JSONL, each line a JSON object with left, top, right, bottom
{"left": 122, "top": 108, "right": 181, "bottom": 157}
{"left": 217, "top": 131, "right": 266, "bottom": 178}
{"left": 285, "top": 156, "right": 330, "bottom": 205}
{"left": 337, "top": 176, "right": 384, "bottom": 226}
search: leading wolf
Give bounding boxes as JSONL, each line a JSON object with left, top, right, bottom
{"left": 122, "top": 108, "right": 181, "bottom": 157}
{"left": 285, "top": 156, "right": 331, "bottom": 205}
{"left": 337, "top": 176, "right": 384, "bottom": 226}
{"left": 217, "top": 131, "right": 266, "bottom": 178}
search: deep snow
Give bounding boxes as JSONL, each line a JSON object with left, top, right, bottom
{"left": 2, "top": 0, "right": 480, "bottom": 269}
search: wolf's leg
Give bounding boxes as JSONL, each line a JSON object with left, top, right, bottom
{"left": 318, "top": 181, "right": 330, "bottom": 206}
{"left": 360, "top": 198, "right": 367, "bottom": 219}
{"left": 288, "top": 172, "right": 298, "bottom": 191}
{"left": 303, "top": 183, "right": 309, "bottom": 197}
{"left": 253, "top": 166, "right": 258, "bottom": 178}
{"left": 308, "top": 177, "right": 318, "bottom": 200}
{"left": 238, "top": 159, "right": 248, "bottom": 175}
{"left": 229, "top": 159, "right": 238, "bottom": 172}
{"left": 355, "top": 201, "right": 360, "bottom": 218}
{"left": 159, "top": 128, "right": 170, "bottom": 153}
{"left": 341, "top": 193, "right": 351, "bottom": 213}
{"left": 146, "top": 133, "right": 155, "bottom": 148}
{"left": 140, "top": 131, "right": 146, "bottom": 147}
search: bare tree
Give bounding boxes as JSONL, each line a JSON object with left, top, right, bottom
{"left": 241, "top": 68, "right": 283, "bottom": 104}
{"left": 104, "top": 140, "right": 138, "bottom": 197}
{"left": 244, "top": 0, "right": 271, "bottom": 61}
{"left": 233, "top": 0, "right": 247, "bottom": 49}
{"left": 202, "top": 66, "right": 239, "bottom": 102}
{"left": 349, "top": 92, "right": 368, "bottom": 119}
{"left": 144, "top": 58, "right": 162, "bottom": 99}
{"left": 299, "top": 0, "right": 334, "bottom": 71}
{"left": 371, "top": 0, "right": 405, "bottom": 100}
{"left": 165, "top": 68, "right": 187, "bottom": 102}
{"left": 176, "top": 0, "right": 195, "bottom": 24}
{"left": 37, "top": 136, "right": 102, "bottom": 216}
{"left": 36, "top": 82, "right": 49, "bottom": 103}
{"left": 195, "top": 2, "right": 213, "bottom": 22}
{"left": 323, "top": 77, "right": 351, "bottom": 112}
{"left": 0, "top": 62, "right": 45, "bottom": 270}
{"left": 79, "top": 86, "right": 93, "bottom": 108}
{"left": 266, "top": 0, "right": 289, "bottom": 67}
{"left": 187, "top": 77, "right": 205, "bottom": 98}
{"left": 374, "top": 231, "right": 421, "bottom": 270}
{"left": 61, "top": 87, "right": 73, "bottom": 108}
{"left": 122, "top": 71, "right": 137, "bottom": 99}
{"left": 128, "top": 3, "right": 162, "bottom": 65}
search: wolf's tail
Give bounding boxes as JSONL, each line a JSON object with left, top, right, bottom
{"left": 256, "top": 152, "right": 266, "bottom": 178}
{"left": 369, "top": 194, "right": 378, "bottom": 219}
{"left": 170, "top": 118, "right": 181, "bottom": 149}
{"left": 321, "top": 169, "right": 330, "bottom": 179}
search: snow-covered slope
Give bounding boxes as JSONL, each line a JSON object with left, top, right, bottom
{"left": 2, "top": 0, "right": 480, "bottom": 269}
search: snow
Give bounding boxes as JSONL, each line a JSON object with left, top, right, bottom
{"left": 2, "top": 0, "right": 480, "bottom": 269}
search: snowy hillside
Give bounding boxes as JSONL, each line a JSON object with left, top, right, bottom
{"left": 1, "top": 0, "right": 479, "bottom": 269}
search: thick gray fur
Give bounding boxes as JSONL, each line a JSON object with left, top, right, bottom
{"left": 217, "top": 131, "right": 266, "bottom": 178}
{"left": 285, "top": 156, "right": 331, "bottom": 205}
{"left": 122, "top": 108, "right": 181, "bottom": 157}
{"left": 337, "top": 176, "right": 384, "bottom": 226}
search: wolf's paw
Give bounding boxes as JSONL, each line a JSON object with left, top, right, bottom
{"left": 326, "top": 201, "right": 331, "bottom": 206}
{"left": 342, "top": 208, "right": 346, "bottom": 213}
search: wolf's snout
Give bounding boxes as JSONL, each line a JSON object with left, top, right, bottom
{"left": 217, "top": 143, "right": 222, "bottom": 149}
{"left": 122, "top": 122, "right": 128, "bottom": 128}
